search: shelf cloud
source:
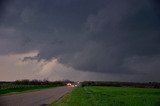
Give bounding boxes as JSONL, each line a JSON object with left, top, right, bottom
{"left": 0, "top": 0, "right": 160, "bottom": 81}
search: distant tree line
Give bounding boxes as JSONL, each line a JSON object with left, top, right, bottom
{"left": 81, "top": 81, "right": 160, "bottom": 88}
{"left": 0, "top": 79, "right": 73, "bottom": 86}
{"left": 14, "top": 79, "right": 73, "bottom": 86}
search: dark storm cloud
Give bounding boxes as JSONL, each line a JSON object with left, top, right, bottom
{"left": 0, "top": 0, "right": 160, "bottom": 80}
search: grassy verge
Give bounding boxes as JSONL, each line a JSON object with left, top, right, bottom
{"left": 52, "top": 91, "right": 72, "bottom": 106}
{"left": 52, "top": 86, "right": 160, "bottom": 106}
{"left": 0, "top": 84, "right": 57, "bottom": 95}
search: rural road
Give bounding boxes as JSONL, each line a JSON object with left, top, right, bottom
{"left": 0, "top": 86, "right": 74, "bottom": 106}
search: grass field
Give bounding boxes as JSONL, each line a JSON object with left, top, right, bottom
{"left": 0, "top": 83, "right": 56, "bottom": 95}
{"left": 52, "top": 86, "right": 160, "bottom": 106}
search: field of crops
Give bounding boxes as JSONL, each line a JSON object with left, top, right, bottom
{"left": 52, "top": 86, "right": 160, "bottom": 106}
{"left": 0, "top": 80, "right": 72, "bottom": 95}
{"left": 0, "top": 83, "right": 56, "bottom": 95}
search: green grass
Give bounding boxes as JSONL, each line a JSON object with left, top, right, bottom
{"left": 0, "top": 83, "right": 57, "bottom": 95}
{"left": 52, "top": 86, "right": 160, "bottom": 106}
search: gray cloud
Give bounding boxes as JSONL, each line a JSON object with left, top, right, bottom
{"left": 0, "top": 0, "right": 160, "bottom": 81}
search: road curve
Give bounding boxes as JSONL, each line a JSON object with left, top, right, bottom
{"left": 0, "top": 86, "right": 74, "bottom": 106}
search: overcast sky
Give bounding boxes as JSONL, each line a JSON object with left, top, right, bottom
{"left": 0, "top": 0, "right": 160, "bottom": 82}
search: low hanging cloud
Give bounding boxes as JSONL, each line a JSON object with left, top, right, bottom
{"left": 0, "top": 0, "right": 160, "bottom": 81}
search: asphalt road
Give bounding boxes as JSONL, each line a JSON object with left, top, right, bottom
{"left": 0, "top": 86, "right": 74, "bottom": 106}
